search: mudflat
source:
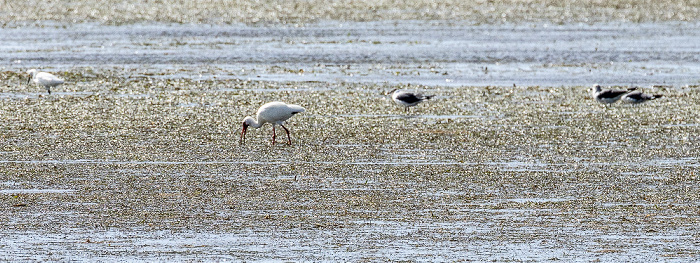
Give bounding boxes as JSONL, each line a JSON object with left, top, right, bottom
{"left": 2, "top": 71, "right": 699, "bottom": 260}
{"left": 2, "top": 2, "right": 700, "bottom": 260}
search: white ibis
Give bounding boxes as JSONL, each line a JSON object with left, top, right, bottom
{"left": 240, "top": 101, "right": 306, "bottom": 145}
{"left": 388, "top": 89, "right": 433, "bottom": 112}
{"left": 589, "top": 84, "right": 636, "bottom": 105}
{"left": 621, "top": 90, "right": 663, "bottom": 104}
{"left": 27, "top": 69, "right": 65, "bottom": 94}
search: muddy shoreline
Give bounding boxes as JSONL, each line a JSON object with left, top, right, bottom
{"left": 1, "top": 71, "right": 699, "bottom": 260}
{"left": 4, "top": 0, "right": 700, "bottom": 25}
{"left": 1, "top": 9, "right": 700, "bottom": 261}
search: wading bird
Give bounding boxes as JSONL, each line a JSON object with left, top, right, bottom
{"left": 27, "top": 69, "right": 64, "bottom": 94}
{"left": 589, "top": 84, "right": 636, "bottom": 105}
{"left": 388, "top": 89, "right": 433, "bottom": 112}
{"left": 240, "top": 102, "right": 306, "bottom": 145}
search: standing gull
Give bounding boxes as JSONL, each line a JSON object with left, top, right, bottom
{"left": 621, "top": 90, "right": 663, "bottom": 104}
{"left": 27, "top": 69, "right": 64, "bottom": 94}
{"left": 388, "top": 89, "right": 433, "bottom": 112}
{"left": 240, "top": 101, "right": 306, "bottom": 145}
{"left": 589, "top": 84, "right": 636, "bottom": 105}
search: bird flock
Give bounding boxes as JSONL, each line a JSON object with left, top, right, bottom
{"left": 21, "top": 69, "right": 664, "bottom": 145}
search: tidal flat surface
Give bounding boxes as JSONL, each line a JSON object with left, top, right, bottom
{"left": 4, "top": 0, "right": 700, "bottom": 24}
{"left": 1, "top": 21, "right": 700, "bottom": 261}
{"left": 3, "top": 21, "right": 700, "bottom": 87}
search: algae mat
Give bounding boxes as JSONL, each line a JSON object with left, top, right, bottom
{"left": 1, "top": 71, "right": 699, "bottom": 260}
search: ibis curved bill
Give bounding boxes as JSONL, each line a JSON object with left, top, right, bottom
{"left": 240, "top": 101, "right": 306, "bottom": 145}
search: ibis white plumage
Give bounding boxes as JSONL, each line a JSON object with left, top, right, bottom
{"left": 27, "top": 69, "right": 64, "bottom": 94}
{"left": 240, "top": 101, "right": 306, "bottom": 145}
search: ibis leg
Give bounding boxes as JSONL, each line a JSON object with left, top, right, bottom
{"left": 281, "top": 125, "right": 292, "bottom": 145}
{"left": 271, "top": 125, "right": 276, "bottom": 145}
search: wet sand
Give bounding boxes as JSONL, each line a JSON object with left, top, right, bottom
{"left": 1, "top": 71, "right": 699, "bottom": 260}
{"left": 4, "top": 0, "right": 700, "bottom": 25}
{"left": 2, "top": 8, "right": 700, "bottom": 262}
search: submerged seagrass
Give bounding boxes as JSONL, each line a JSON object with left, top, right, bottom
{"left": 3, "top": 0, "right": 700, "bottom": 25}
{"left": 0, "top": 69, "right": 699, "bottom": 260}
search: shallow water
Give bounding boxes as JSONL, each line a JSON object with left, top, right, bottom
{"left": 0, "top": 189, "right": 75, "bottom": 194}
{"left": 3, "top": 21, "right": 700, "bottom": 87}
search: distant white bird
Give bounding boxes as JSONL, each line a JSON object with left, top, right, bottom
{"left": 240, "top": 102, "right": 306, "bottom": 145}
{"left": 621, "top": 90, "right": 663, "bottom": 104}
{"left": 388, "top": 89, "right": 433, "bottom": 112}
{"left": 589, "top": 84, "right": 636, "bottom": 105}
{"left": 27, "top": 69, "right": 64, "bottom": 94}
